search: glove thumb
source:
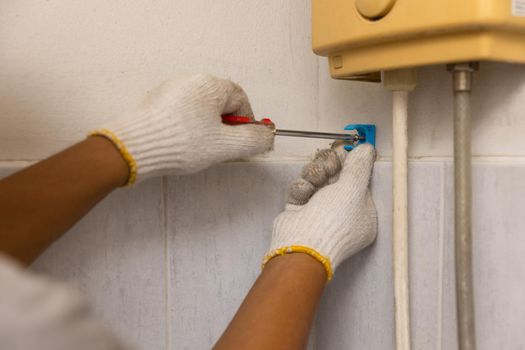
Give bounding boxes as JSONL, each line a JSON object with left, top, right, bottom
{"left": 336, "top": 143, "right": 376, "bottom": 191}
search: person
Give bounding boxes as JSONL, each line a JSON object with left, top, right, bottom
{"left": 0, "top": 74, "right": 377, "bottom": 350}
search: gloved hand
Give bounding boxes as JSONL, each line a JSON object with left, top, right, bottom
{"left": 263, "top": 143, "right": 377, "bottom": 281}
{"left": 90, "top": 74, "right": 275, "bottom": 185}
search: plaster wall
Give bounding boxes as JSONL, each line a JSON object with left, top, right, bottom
{"left": 3, "top": 2, "right": 525, "bottom": 161}
{"left": 1, "top": 1, "right": 525, "bottom": 349}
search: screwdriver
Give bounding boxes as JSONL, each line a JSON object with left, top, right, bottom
{"left": 221, "top": 115, "right": 364, "bottom": 142}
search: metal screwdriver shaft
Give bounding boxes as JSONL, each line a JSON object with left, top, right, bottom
{"left": 221, "top": 115, "right": 364, "bottom": 142}
{"left": 275, "top": 129, "right": 363, "bottom": 141}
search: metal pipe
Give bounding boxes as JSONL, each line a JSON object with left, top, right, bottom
{"left": 448, "top": 62, "right": 478, "bottom": 350}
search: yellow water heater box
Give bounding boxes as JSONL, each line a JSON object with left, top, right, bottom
{"left": 312, "top": 0, "right": 525, "bottom": 81}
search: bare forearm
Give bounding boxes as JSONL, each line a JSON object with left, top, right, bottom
{"left": 214, "top": 254, "right": 326, "bottom": 350}
{"left": 0, "top": 136, "right": 128, "bottom": 265}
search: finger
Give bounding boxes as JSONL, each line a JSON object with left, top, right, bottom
{"left": 222, "top": 81, "right": 255, "bottom": 118}
{"left": 139, "top": 74, "right": 219, "bottom": 111}
{"left": 287, "top": 178, "right": 316, "bottom": 205}
{"left": 179, "top": 74, "right": 253, "bottom": 118}
{"left": 336, "top": 143, "right": 376, "bottom": 192}
{"left": 301, "top": 148, "right": 343, "bottom": 187}
{"left": 287, "top": 145, "right": 346, "bottom": 205}
{"left": 325, "top": 142, "right": 348, "bottom": 184}
{"left": 217, "top": 123, "right": 275, "bottom": 159}
{"left": 331, "top": 141, "right": 348, "bottom": 165}
{"left": 284, "top": 203, "right": 304, "bottom": 211}
{"left": 134, "top": 77, "right": 187, "bottom": 111}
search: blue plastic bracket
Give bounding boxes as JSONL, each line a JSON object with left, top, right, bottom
{"left": 343, "top": 124, "right": 376, "bottom": 151}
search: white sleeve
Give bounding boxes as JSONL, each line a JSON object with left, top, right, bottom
{"left": 0, "top": 254, "right": 133, "bottom": 350}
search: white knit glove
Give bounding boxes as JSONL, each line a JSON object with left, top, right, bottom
{"left": 91, "top": 74, "right": 275, "bottom": 185}
{"left": 263, "top": 143, "right": 378, "bottom": 281}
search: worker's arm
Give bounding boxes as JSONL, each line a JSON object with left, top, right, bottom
{"left": 215, "top": 143, "right": 377, "bottom": 350}
{"left": 214, "top": 254, "right": 325, "bottom": 350}
{"left": 0, "top": 74, "right": 274, "bottom": 265}
{"left": 0, "top": 137, "right": 128, "bottom": 265}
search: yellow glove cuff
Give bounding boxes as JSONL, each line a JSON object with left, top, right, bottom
{"left": 89, "top": 129, "right": 138, "bottom": 187}
{"left": 262, "top": 246, "right": 334, "bottom": 281}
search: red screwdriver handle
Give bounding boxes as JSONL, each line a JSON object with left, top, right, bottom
{"left": 221, "top": 115, "right": 274, "bottom": 127}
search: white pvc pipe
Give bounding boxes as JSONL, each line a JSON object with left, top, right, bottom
{"left": 392, "top": 90, "right": 411, "bottom": 350}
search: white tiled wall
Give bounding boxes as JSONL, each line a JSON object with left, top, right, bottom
{"left": 2, "top": 0, "right": 525, "bottom": 349}
{"left": 31, "top": 178, "right": 167, "bottom": 350}
{"left": 167, "top": 164, "right": 294, "bottom": 349}
{"left": 442, "top": 163, "right": 525, "bottom": 350}
{"left": 23, "top": 161, "right": 525, "bottom": 349}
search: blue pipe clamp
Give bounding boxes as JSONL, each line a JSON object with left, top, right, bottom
{"left": 344, "top": 124, "right": 376, "bottom": 151}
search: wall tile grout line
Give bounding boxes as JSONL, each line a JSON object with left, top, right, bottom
{"left": 312, "top": 54, "right": 321, "bottom": 350}
{"left": 436, "top": 161, "right": 446, "bottom": 350}
{"left": 162, "top": 176, "right": 172, "bottom": 350}
{"left": 3, "top": 156, "right": 525, "bottom": 169}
